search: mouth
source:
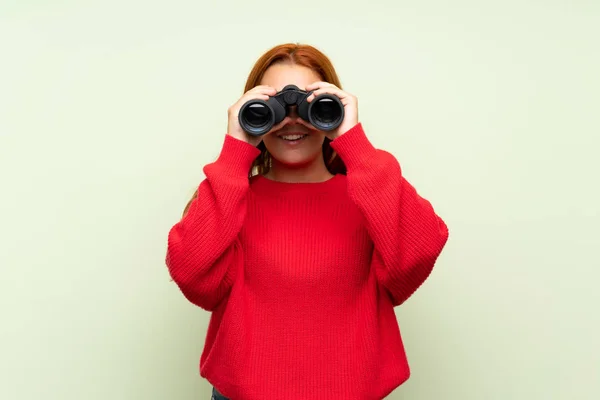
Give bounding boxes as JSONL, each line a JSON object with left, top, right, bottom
{"left": 277, "top": 131, "right": 309, "bottom": 142}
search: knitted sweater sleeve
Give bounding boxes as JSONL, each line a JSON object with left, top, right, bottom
{"left": 165, "top": 134, "right": 260, "bottom": 311}
{"left": 330, "top": 123, "right": 449, "bottom": 306}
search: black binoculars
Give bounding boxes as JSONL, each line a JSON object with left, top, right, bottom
{"left": 238, "top": 84, "right": 345, "bottom": 136}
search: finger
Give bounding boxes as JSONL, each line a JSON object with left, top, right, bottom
{"left": 306, "top": 87, "right": 348, "bottom": 102}
{"left": 305, "top": 81, "right": 336, "bottom": 91}
{"left": 242, "top": 86, "right": 277, "bottom": 103}
{"left": 340, "top": 96, "right": 354, "bottom": 106}
{"left": 240, "top": 93, "right": 270, "bottom": 104}
{"left": 248, "top": 85, "right": 277, "bottom": 95}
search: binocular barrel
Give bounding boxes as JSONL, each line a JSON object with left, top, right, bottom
{"left": 238, "top": 85, "right": 345, "bottom": 136}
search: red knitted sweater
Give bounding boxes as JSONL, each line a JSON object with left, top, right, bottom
{"left": 165, "top": 123, "right": 449, "bottom": 400}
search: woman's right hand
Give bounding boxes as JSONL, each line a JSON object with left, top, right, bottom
{"left": 227, "top": 85, "right": 277, "bottom": 146}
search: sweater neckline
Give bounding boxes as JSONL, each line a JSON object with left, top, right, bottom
{"left": 250, "top": 173, "right": 345, "bottom": 195}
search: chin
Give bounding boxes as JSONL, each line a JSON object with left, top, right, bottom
{"left": 263, "top": 134, "right": 325, "bottom": 169}
{"left": 270, "top": 151, "right": 321, "bottom": 168}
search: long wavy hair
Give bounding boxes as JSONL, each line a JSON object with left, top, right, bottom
{"left": 182, "top": 43, "right": 346, "bottom": 217}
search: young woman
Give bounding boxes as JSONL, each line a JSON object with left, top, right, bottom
{"left": 165, "top": 43, "right": 449, "bottom": 400}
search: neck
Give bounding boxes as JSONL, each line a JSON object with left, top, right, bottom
{"left": 265, "top": 154, "right": 334, "bottom": 183}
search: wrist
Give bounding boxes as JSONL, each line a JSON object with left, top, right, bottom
{"left": 227, "top": 131, "right": 261, "bottom": 147}
{"left": 214, "top": 134, "right": 262, "bottom": 177}
{"left": 329, "top": 123, "right": 377, "bottom": 171}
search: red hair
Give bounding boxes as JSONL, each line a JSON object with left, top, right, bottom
{"left": 182, "top": 43, "right": 346, "bottom": 217}
{"left": 244, "top": 43, "right": 342, "bottom": 92}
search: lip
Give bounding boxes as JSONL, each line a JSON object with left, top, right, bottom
{"left": 277, "top": 131, "right": 309, "bottom": 137}
{"left": 277, "top": 131, "right": 309, "bottom": 145}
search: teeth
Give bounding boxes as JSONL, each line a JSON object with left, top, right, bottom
{"left": 281, "top": 134, "right": 305, "bottom": 141}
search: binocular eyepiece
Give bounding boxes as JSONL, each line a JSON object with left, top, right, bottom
{"left": 238, "top": 84, "right": 345, "bottom": 136}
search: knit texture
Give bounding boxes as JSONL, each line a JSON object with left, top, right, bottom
{"left": 165, "top": 123, "right": 449, "bottom": 400}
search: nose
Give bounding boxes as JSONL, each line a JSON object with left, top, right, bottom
{"left": 287, "top": 105, "right": 299, "bottom": 119}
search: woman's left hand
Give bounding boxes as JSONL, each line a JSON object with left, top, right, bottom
{"left": 305, "top": 81, "right": 358, "bottom": 140}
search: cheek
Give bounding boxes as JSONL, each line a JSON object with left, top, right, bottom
{"left": 262, "top": 134, "right": 277, "bottom": 147}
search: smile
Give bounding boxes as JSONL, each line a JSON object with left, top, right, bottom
{"left": 280, "top": 134, "right": 308, "bottom": 141}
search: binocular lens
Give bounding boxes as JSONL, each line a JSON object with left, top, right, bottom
{"left": 310, "top": 97, "right": 343, "bottom": 129}
{"left": 242, "top": 103, "right": 271, "bottom": 128}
